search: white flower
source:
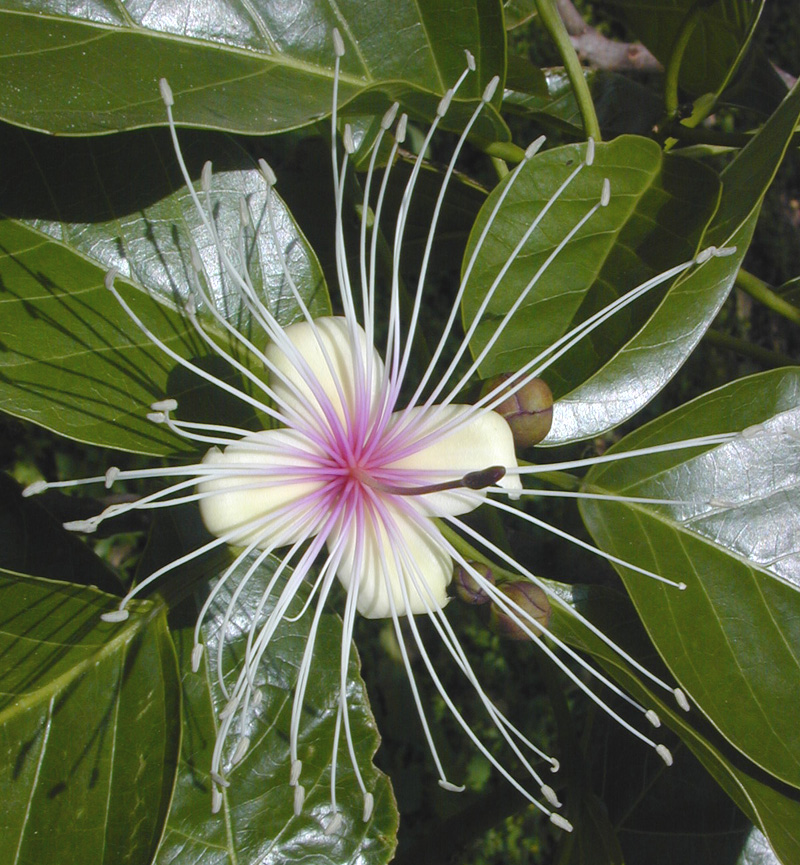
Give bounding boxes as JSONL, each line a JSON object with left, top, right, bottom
{"left": 24, "top": 30, "right": 739, "bottom": 834}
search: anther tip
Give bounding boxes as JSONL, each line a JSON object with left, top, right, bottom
{"left": 437, "top": 88, "right": 454, "bottom": 117}
{"left": 101, "top": 608, "right": 130, "bottom": 623}
{"left": 395, "top": 113, "right": 408, "bottom": 144}
{"left": 541, "top": 784, "right": 561, "bottom": 808}
{"left": 22, "top": 480, "right": 47, "bottom": 497}
{"left": 232, "top": 736, "right": 250, "bottom": 766}
{"left": 645, "top": 709, "right": 661, "bottom": 728}
{"left": 482, "top": 75, "right": 500, "bottom": 103}
{"left": 211, "top": 786, "right": 223, "bottom": 813}
{"left": 64, "top": 519, "right": 97, "bottom": 533}
{"left": 151, "top": 398, "right": 178, "bottom": 413}
{"left": 525, "top": 135, "right": 546, "bottom": 159}
{"left": 258, "top": 158, "right": 277, "bottom": 186}
{"left": 549, "top": 758, "right": 560, "bottom": 773}
{"left": 104, "top": 267, "right": 119, "bottom": 290}
{"left": 290, "top": 759, "right": 302, "bottom": 786}
{"left": 191, "top": 643, "right": 204, "bottom": 673}
{"left": 465, "top": 49, "right": 476, "bottom": 71}
{"left": 201, "top": 161, "right": 213, "bottom": 193}
{"left": 601, "top": 178, "right": 611, "bottom": 207}
{"left": 332, "top": 28, "right": 345, "bottom": 57}
{"left": 343, "top": 123, "right": 356, "bottom": 155}
{"left": 438, "top": 779, "right": 466, "bottom": 793}
{"left": 325, "top": 812, "right": 343, "bottom": 835}
{"left": 381, "top": 102, "right": 399, "bottom": 130}
{"left": 104, "top": 466, "right": 120, "bottom": 489}
{"left": 585, "top": 137, "right": 595, "bottom": 166}
{"left": 678, "top": 582, "right": 687, "bottom": 591}
{"left": 293, "top": 784, "right": 305, "bottom": 816}
{"left": 362, "top": 792, "right": 374, "bottom": 822}
{"left": 159, "top": 78, "right": 174, "bottom": 107}
{"left": 674, "top": 688, "right": 690, "bottom": 711}
{"left": 550, "top": 813, "right": 573, "bottom": 832}
{"left": 146, "top": 411, "right": 166, "bottom": 424}
{"left": 656, "top": 744, "right": 673, "bottom": 766}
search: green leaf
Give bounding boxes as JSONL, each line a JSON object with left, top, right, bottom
{"left": 549, "top": 584, "right": 800, "bottom": 865}
{"left": 461, "top": 134, "right": 720, "bottom": 426}
{"left": 148, "top": 516, "right": 398, "bottom": 864}
{"left": 0, "top": 0, "right": 508, "bottom": 140}
{"left": 0, "top": 473, "right": 122, "bottom": 595}
{"left": 548, "top": 78, "right": 800, "bottom": 443}
{"left": 0, "top": 126, "right": 329, "bottom": 454}
{"left": 0, "top": 572, "right": 180, "bottom": 865}
{"left": 580, "top": 368, "right": 800, "bottom": 788}
{"left": 602, "top": 0, "right": 763, "bottom": 97}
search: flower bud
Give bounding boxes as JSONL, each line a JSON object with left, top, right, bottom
{"left": 453, "top": 561, "right": 494, "bottom": 605}
{"left": 483, "top": 375, "right": 553, "bottom": 447}
{"left": 490, "top": 581, "right": 551, "bottom": 640}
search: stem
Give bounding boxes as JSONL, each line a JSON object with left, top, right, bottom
{"left": 485, "top": 141, "right": 527, "bottom": 164}
{"left": 705, "top": 330, "right": 796, "bottom": 368}
{"left": 664, "top": 0, "right": 713, "bottom": 116}
{"left": 535, "top": 0, "right": 601, "bottom": 141}
{"left": 736, "top": 268, "right": 800, "bottom": 326}
{"left": 438, "top": 520, "right": 518, "bottom": 581}
{"left": 490, "top": 155, "right": 510, "bottom": 181}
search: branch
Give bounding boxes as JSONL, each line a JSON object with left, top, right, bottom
{"left": 555, "top": 0, "right": 662, "bottom": 73}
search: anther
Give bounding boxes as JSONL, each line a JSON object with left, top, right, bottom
{"left": 526, "top": 136, "right": 546, "bottom": 160}
{"left": 601, "top": 178, "right": 611, "bottom": 207}
{"left": 674, "top": 688, "right": 690, "bottom": 711}
{"left": 343, "top": 123, "right": 356, "bottom": 155}
{"left": 191, "top": 643, "right": 204, "bottom": 673}
{"left": 190, "top": 242, "right": 204, "bottom": 273}
{"left": 363, "top": 792, "right": 374, "bottom": 822}
{"left": 645, "top": 709, "right": 661, "bottom": 728}
{"left": 465, "top": 49, "right": 476, "bottom": 71}
{"left": 22, "top": 480, "right": 48, "bottom": 497}
{"left": 159, "top": 78, "right": 174, "bottom": 107}
{"left": 211, "top": 786, "right": 223, "bottom": 813}
{"left": 151, "top": 398, "right": 178, "bottom": 413}
{"left": 381, "top": 102, "right": 399, "bottom": 130}
{"left": 332, "top": 27, "right": 345, "bottom": 57}
{"left": 541, "top": 785, "right": 561, "bottom": 808}
{"left": 104, "top": 268, "right": 119, "bottom": 290}
{"left": 550, "top": 813, "right": 573, "bottom": 832}
{"left": 251, "top": 689, "right": 263, "bottom": 708}
{"left": 64, "top": 519, "right": 98, "bottom": 533}
{"left": 104, "top": 466, "right": 120, "bottom": 489}
{"left": 396, "top": 114, "right": 408, "bottom": 144}
{"left": 219, "top": 700, "right": 237, "bottom": 720}
{"left": 201, "top": 161, "right": 212, "bottom": 194}
{"left": 715, "top": 246, "right": 737, "bottom": 257}
{"left": 482, "top": 75, "right": 500, "bottom": 103}
{"left": 695, "top": 246, "right": 715, "bottom": 264}
{"left": 585, "top": 137, "right": 595, "bottom": 166}
{"left": 101, "top": 608, "right": 130, "bottom": 623}
{"left": 709, "top": 497, "right": 736, "bottom": 508}
{"left": 656, "top": 744, "right": 673, "bottom": 766}
{"left": 210, "top": 771, "right": 230, "bottom": 788}
{"left": 742, "top": 423, "right": 764, "bottom": 439}
{"left": 438, "top": 780, "right": 466, "bottom": 792}
{"left": 232, "top": 736, "right": 250, "bottom": 765}
{"left": 293, "top": 784, "right": 305, "bottom": 816}
{"left": 147, "top": 411, "right": 166, "bottom": 424}
{"left": 239, "top": 196, "right": 250, "bottom": 228}
{"left": 259, "top": 158, "right": 277, "bottom": 186}
{"left": 437, "top": 88, "right": 454, "bottom": 117}
{"left": 549, "top": 758, "right": 560, "bottom": 773}
{"left": 325, "top": 813, "right": 343, "bottom": 835}
{"left": 290, "top": 759, "right": 302, "bottom": 786}
{"left": 185, "top": 294, "right": 197, "bottom": 316}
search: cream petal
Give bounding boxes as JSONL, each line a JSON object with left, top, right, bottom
{"left": 266, "top": 316, "right": 385, "bottom": 430}
{"left": 198, "top": 428, "right": 326, "bottom": 548}
{"left": 385, "top": 405, "right": 521, "bottom": 516}
{"left": 333, "top": 499, "right": 452, "bottom": 619}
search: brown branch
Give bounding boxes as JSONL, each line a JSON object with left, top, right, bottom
{"left": 555, "top": 0, "right": 663, "bottom": 73}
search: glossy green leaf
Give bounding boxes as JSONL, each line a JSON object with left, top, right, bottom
{"left": 546, "top": 78, "right": 800, "bottom": 443}
{"left": 580, "top": 368, "right": 800, "bottom": 790}
{"left": 0, "top": 572, "right": 180, "bottom": 865}
{"left": 0, "top": 0, "right": 507, "bottom": 140}
{"left": 549, "top": 584, "right": 800, "bottom": 865}
{"left": 603, "top": 0, "right": 763, "bottom": 96}
{"left": 0, "top": 127, "right": 329, "bottom": 454}
{"left": 461, "top": 134, "right": 719, "bottom": 415}
{"left": 150, "top": 530, "right": 398, "bottom": 864}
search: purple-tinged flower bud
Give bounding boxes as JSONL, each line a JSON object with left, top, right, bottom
{"left": 490, "top": 581, "right": 551, "bottom": 640}
{"left": 453, "top": 561, "right": 494, "bottom": 604}
{"left": 484, "top": 375, "right": 554, "bottom": 447}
